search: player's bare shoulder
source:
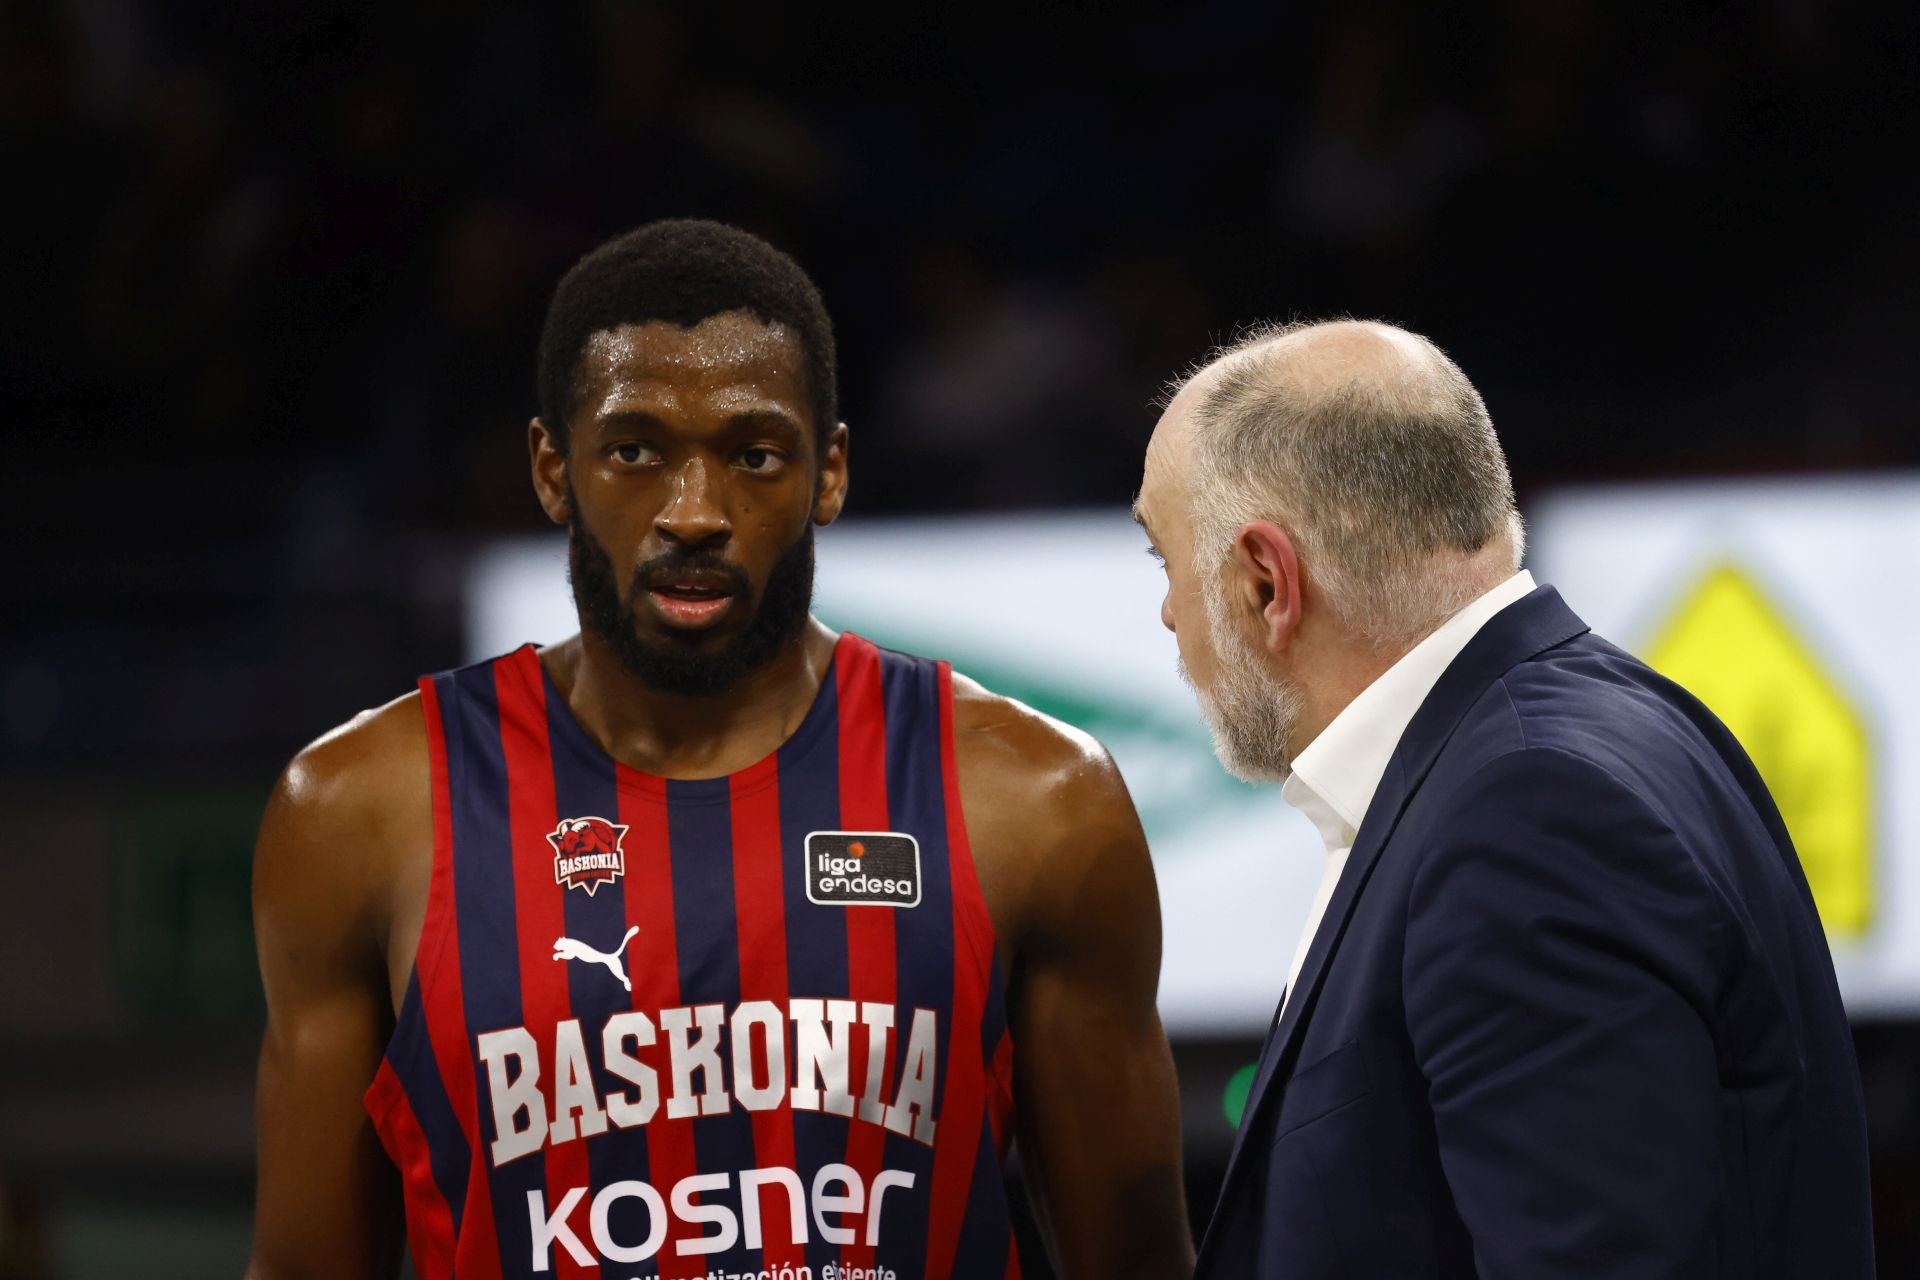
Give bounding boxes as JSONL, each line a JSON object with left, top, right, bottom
{"left": 253, "top": 689, "right": 434, "bottom": 972}
{"left": 948, "top": 670, "right": 1153, "bottom": 955}
{"left": 949, "top": 670, "right": 1130, "bottom": 814}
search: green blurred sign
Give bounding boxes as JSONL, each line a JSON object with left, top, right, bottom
{"left": 1222, "top": 1062, "right": 1258, "bottom": 1128}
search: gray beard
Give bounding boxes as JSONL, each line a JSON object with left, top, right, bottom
{"left": 1179, "top": 575, "right": 1305, "bottom": 784}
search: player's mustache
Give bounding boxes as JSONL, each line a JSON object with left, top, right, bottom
{"left": 631, "top": 550, "right": 751, "bottom": 597}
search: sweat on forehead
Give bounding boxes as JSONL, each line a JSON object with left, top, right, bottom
{"left": 580, "top": 312, "right": 802, "bottom": 376}
{"left": 570, "top": 315, "right": 812, "bottom": 430}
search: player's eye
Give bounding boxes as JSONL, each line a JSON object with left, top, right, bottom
{"left": 611, "top": 442, "right": 658, "bottom": 466}
{"left": 738, "top": 446, "right": 784, "bottom": 474}
{"left": 1145, "top": 544, "right": 1166, "bottom": 567}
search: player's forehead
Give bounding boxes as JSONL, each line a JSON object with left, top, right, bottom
{"left": 574, "top": 311, "right": 811, "bottom": 427}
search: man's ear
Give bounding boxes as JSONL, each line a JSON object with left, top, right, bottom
{"left": 1233, "top": 520, "right": 1304, "bottom": 654}
{"left": 529, "top": 417, "right": 570, "bottom": 526}
{"left": 813, "top": 422, "right": 850, "bottom": 526}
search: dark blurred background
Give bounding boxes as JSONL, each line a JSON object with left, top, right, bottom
{"left": 3, "top": 0, "right": 1917, "bottom": 1275}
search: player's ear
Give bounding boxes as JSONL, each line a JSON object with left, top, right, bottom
{"left": 529, "top": 417, "right": 571, "bottom": 526}
{"left": 812, "top": 422, "right": 850, "bottom": 526}
{"left": 1233, "top": 520, "right": 1303, "bottom": 654}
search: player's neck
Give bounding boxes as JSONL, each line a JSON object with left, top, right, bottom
{"left": 546, "top": 618, "right": 840, "bottom": 780}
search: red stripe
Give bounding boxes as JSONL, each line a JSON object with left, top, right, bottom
{"left": 834, "top": 634, "right": 898, "bottom": 1273}
{"left": 988, "top": 1030, "right": 1017, "bottom": 1160}
{"left": 923, "top": 660, "right": 990, "bottom": 1280}
{"left": 729, "top": 756, "right": 806, "bottom": 1273}
{"left": 616, "top": 764, "right": 702, "bottom": 1279}
{"left": 496, "top": 655, "right": 592, "bottom": 1280}
{"left": 934, "top": 662, "right": 1003, "bottom": 1048}
{"left": 416, "top": 678, "right": 502, "bottom": 1278}
{"left": 1005, "top": 1231, "right": 1025, "bottom": 1280}
{"left": 368, "top": 1060, "right": 457, "bottom": 1280}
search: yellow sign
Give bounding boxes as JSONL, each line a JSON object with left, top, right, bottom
{"left": 1644, "top": 565, "right": 1873, "bottom": 935}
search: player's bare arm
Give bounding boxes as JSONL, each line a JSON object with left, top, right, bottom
{"left": 247, "top": 694, "right": 430, "bottom": 1280}
{"left": 955, "top": 677, "right": 1196, "bottom": 1279}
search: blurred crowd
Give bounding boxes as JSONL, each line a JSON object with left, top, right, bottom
{"left": 10, "top": 1, "right": 1918, "bottom": 498}
{"left": 7, "top": 0, "right": 1917, "bottom": 776}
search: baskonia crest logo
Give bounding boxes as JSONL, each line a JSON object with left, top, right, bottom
{"left": 547, "top": 816, "right": 628, "bottom": 896}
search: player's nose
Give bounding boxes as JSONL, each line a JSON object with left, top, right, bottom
{"left": 656, "top": 456, "right": 732, "bottom": 548}
{"left": 1160, "top": 590, "right": 1175, "bottom": 633}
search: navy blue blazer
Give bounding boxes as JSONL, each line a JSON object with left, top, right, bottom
{"left": 1195, "top": 586, "right": 1874, "bottom": 1278}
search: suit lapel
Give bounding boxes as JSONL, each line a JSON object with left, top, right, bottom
{"left": 1208, "top": 751, "right": 1416, "bottom": 1195}
{"left": 1196, "top": 586, "right": 1589, "bottom": 1270}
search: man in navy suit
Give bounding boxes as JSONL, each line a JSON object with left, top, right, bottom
{"left": 1133, "top": 319, "right": 1874, "bottom": 1277}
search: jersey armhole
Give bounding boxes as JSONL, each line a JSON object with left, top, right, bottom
{"left": 937, "top": 660, "right": 1004, "bottom": 988}
{"left": 363, "top": 676, "right": 463, "bottom": 1121}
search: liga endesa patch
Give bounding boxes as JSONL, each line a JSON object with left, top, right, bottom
{"left": 805, "top": 831, "right": 922, "bottom": 908}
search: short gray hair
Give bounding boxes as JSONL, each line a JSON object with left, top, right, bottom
{"left": 1184, "top": 320, "right": 1523, "bottom": 650}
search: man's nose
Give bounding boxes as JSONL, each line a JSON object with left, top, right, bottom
{"left": 655, "top": 457, "right": 732, "bottom": 548}
{"left": 1161, "top": 591, "right": 1176, "bottom": 633}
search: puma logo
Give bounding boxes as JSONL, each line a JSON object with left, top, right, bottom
{"left": 552, "top": 925, "right": 639, "bottom": 991}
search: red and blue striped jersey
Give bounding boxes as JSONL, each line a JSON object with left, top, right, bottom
{"left": 365, "top": 632, "right": 1021, "bottom": 1280}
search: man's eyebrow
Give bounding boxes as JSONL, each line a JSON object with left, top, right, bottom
{"left": 589, "top": 406, "right": 806, "bottom": 438}
{"left": 588, "top": 407, "right": 666, "bottom": 436}
{"left": 1130, "top": 496, "right": 1153, "bottom": 533}
{"left": 718, "top": 406, "right": 807, "bottom": 438}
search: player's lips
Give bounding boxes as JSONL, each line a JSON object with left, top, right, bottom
{"left": 644, "top": 569, "right": 740, "bottom": 631}
{"left": 648, "top": 589, "right": 734, "bottom": 628}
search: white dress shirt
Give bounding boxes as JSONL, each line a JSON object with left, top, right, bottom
{"left": 1276, "top": 569, "right": 1537, "bottom": 1016}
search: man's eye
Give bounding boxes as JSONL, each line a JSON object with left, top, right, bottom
{"left": 740, "top": 447, "right": 782, "bottom": 473}
{"left": 1145, "top": 545, "right": 1166, "bottom": 566}
{"left": 612, "top": 442, "right": 655, "bottom": 465}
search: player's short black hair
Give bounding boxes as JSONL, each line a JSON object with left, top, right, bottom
{"left": 536, "top": 218, "right": 838, "bottom": 453}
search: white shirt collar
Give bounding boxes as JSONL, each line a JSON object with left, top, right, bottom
{"left": 1281, "top": 570, "right": 1536, "bottom": 855}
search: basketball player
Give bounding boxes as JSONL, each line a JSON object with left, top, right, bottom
{"left": 246, "top": 220, "right": 1193, "bottom": 1280}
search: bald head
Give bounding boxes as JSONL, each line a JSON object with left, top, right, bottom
{"left": 1234, "top": 319, "right": 1455, "bottom": 403}
{"left": 1164, "top": 318, "right": 1522, "bottom": 650}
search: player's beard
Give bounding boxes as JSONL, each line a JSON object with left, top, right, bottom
{"left": 567, "top": 500, "right": 816, "bottom": 698}
{"left": 1180, "top": 568, "right": 1306, "bottom": 784}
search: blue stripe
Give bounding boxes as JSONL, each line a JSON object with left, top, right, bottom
{"left": 439, "top": 663, "right": 542, "bottom": 1270}
{"left": 873, "top": 648, "right": 949, "bottom": 1270}
{"left": 388, "top": 972, "right": 471, "bottom": 1233}
{"left": 541, "top": 674, "right": 651, "bottom": 1221}
{"left": 980, "top": 942, "right": 1011, "bottom": 1071}
{"left": 776, "top": 668, "right": 848, "bottom": 1277}
{"left": 665, "top": 778, "right": 762, "bottom": 1266}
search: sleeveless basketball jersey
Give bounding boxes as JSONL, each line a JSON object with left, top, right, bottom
{"left": 364, "top": 633, "right": 1022, "bottom": 1280}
